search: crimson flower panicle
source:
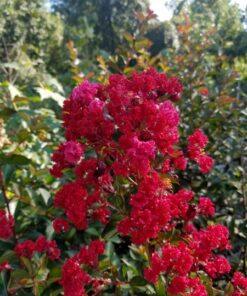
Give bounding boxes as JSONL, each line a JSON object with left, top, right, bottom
{"left": 0, "top": 209, "right": 14, "bottom": 240}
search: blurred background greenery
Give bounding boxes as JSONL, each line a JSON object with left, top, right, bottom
{"left": 0, "top": 0, "right": 246, "bottom": 289}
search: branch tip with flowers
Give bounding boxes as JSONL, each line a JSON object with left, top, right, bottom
{"left": 0, "top": 68, "right": 246, "bottom": 295}
{"left": 49, "top": 68, "right": 246, "bottom": 296}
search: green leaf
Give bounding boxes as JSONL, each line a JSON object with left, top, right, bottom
{"left": 49, "top": 267, "right": 61, "bottom": 280}
{"left": 130, "top": 276, "right": 147, "bottom": 287}
{"left": 85, "top": 227, "right": 100, "bottom": 237}
{"left": 20, "top": 257, "right": 33, "bottom": 277}
{"left": 8, "top": 83, "right": 22, "bottom": 99}
{"left": 224, "top": 282, "right": 234, "bottom": 295}
{"left": 36, "top": 268, "right": 49, "bottom": 282}
{"left": 38, "top": 188, "right": 50, "bottom": 205}
{"left": 0, "top": 154, "right": 31, "bottom": 166}
{"left": 123, "top": 32, "right": 134, "bottom": 43}
{"left": 35, "top": 87, "right": 65, "bottom": 107}
{"left": 99, "top": 258, "right": 111, "bottom": 272}
{"left": 0, "top": 272, "right": 8, "bottom": 296}
{"left": 8, "top": 269, "right": 31, "bottom": 291}
{"left": 0, "top": 108, "right": 16, "bottom": 119}
{"left": 154, "top": 277, "right": 167, "bottom": 296}
{"left": 0, "top": 62, "right": 20, "bottom": 70}
{"left": 199, "top": 273, "right": 214, "bottom": 296}
{"left": 2, "top": 165, "right": 15, "bottom": 185}
{"left": 0, "top": 251, "right": 18, "bottom": 265}
{"left": 134, "top": 38, "right": 152, "bottom": 51}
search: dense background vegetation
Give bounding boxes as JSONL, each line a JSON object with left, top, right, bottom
{"left": 0, "top": 0, "right": 246, "bottom": 294}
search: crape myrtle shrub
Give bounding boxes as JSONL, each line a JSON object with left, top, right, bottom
{"left": 96, "top": 6, "right": 247, "bottom": 272}
{"left": 1, "top": 69, "right": 246, "bottom": 295}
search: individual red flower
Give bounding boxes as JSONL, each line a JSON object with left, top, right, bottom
{"left": 187, "top": 129, "right": 214, "bottom": 173}
{"left": 161, "top": 159, "right": 171, "bottom": 173}
{"left": 144, "top": 243, "right": 194, "bottom": 283}
{"left": 63, "top": 141, "right": 84, "bottom": 165}
{"left": 232, "top": 272, "right": 247, "bottom": 289}
{"left": 92, "top": 205, "right": 110, "bottom": 224}
{"left": 232, "top": 272, "right": 247, "bottom": 296}
{"left": 189, "top": 224, "right": 231, "bottom": 262}
{"left": 0, "top": 209, "right": 14, "bottom": 240}
{"left": 188, "top": 129, "right": 208, "bottom": 150}
{"left": 168, "top": 276, "right": 207, "bottom": 296}
{"left": 98, "top": 173, "right": 114, "bottom": 193}
{"left": 35, "top": 235, "right": 47, "bottom": 252}
{"left": 15, "top": 236, "right": 60, "bottom": 261}
{"left": 198, "top": 196, "right": 215, "bottom": 216}
{"left": 144, "top": 252, "right": 164, "bottom": 283}
{"left": 173, "top": 155, "right": 188, "bottom": 170}
{"left": 77, "top": 240, "right": 105, "bottom": 268}
{"left": 50, "top": 141, "right": 84, "bottom": 177}
{"left": 188, "top": 278, "right": 208, "bottom": 296}
{"left": 204, "top": 255, "right": 231, "bottom": 278}
{"left": 35, "top": 235, "right": 60, "bottom": 260}
{"left": 46, "top": 240, "right": 61, "bottom": 260}
{"left": 15, "top": 240, "right": 36, "bottom": 258}
{"left": 61, "top": 258, "right": 91, "bottom": 296}
{"left": 168, "top": 276, "right": 188, "bottom": 295}
{"left": 53, "top": 218, "right": 69, "bottom": 234}
{"left": 197, "top": 154, "right": 214, "bottom": 173}
{"left": 0, "top": 261, "right": 12, "bottom": 272}
{"left": 54, "top": 182, "right": 88, "bottom": 230}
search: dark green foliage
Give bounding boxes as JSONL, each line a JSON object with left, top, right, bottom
{"left": 52, "top": 0, "right": 148, "bottom": 54}
{"left": 0, "top": 0, "right": 64, "bottom": 87}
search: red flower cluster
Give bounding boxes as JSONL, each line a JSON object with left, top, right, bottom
{"left": 232, "top": 272, "right": 247, "bottom": 296}
{"left": 76, "top": 239, "right": 105, "bottom": 267}
{"left": 54, "top": 182, "right": 89, "bottom": 230}
{"left": 50, "top": 69, "right": 238, "bottom": 295}
{"left": 168, "top": 276, "right": 207, "bottom": 296}
{"left": 118, "top": 172, "right": 171, "bottom": 244}
{"left": 190, "top": 224, "right": 231, "bottom": 259}
{"left": 61, "top": 258, "right": 91, "bottom": 296}
{"left": 0, "top": 209, "right": 14, "bottom": 240}
{"left": 204, "top": 255, "right": 231, "bottom": 278}
{"left": 118, "top": 183, "right": 216, "bottom": 244}
{"left": 198, "top": 196, "right": 215, "bottom": 216}
{"left": 50, "top": 140, "right": 84, "bottom": 177}
{"left": 144, "top": 243, "right": 194, "bottom": 284}
{"left": 61, "top": 240, "right": 105, "bottom": 296}
{"left": 144, "top": 224, "right": 232, "bottom": 288}
{"left": 188, "top": 129, "right": 214, "bottom": 173}
{"left": 15, "top": 235, "right": 60, "bottom": 260}
{"left": 54, "top": 181, "right": 109, "bottom": 230}
{"left": 51, "top": 69, "right": 185, "bottom": 238}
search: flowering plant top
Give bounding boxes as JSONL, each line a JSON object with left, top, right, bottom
{"left": 49, "top": 68, "right": 246, "bottom": 295}
{"left": 1, "top": 68, "right": 245, "bottom": 295}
